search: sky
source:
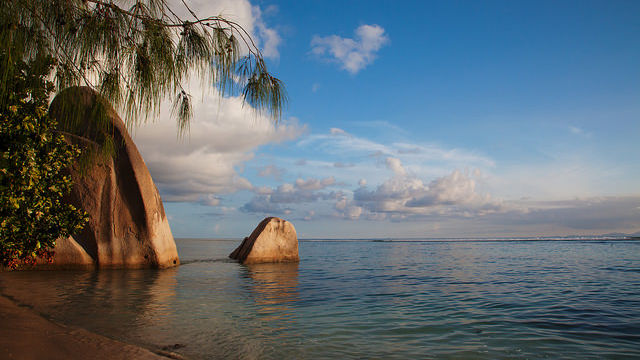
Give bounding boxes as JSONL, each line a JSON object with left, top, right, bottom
{"left": 132, "top": 0, "right": 640, "bottom": 239}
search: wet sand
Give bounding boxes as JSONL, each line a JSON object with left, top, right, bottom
{"left": 0, "top": 294, "right": 177, "bottom": 360}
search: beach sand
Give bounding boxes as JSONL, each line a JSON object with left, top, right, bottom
{"left": 0, "top": 294, "right": 178, "bottom": 360}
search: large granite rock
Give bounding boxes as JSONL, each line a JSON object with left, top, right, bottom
{"left": 41, "top": 86, "right": 179, "bottom": 269}
{"left": 230, "top": 217, "right": 299, "bottom": 264}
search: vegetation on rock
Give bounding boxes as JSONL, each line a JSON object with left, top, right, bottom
{"left": 0, "top": 55, "right": 88, "bottom": 269}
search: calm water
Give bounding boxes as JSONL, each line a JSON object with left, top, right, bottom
{"left": 1, "top": 239, "right": 640, "bottom": 359}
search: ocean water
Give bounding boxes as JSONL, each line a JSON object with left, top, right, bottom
{"left": 1, "top": 238, "right": 640, "bottom": 359}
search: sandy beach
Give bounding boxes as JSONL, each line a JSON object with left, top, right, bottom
{"left": 0, "top": 293, "right": 177, "bottom": 360}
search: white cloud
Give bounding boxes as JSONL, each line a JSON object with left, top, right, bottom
{"left": 298, "top": 129, "right": 390, "bottom": 155}
{"left": 311, "top": 24, "right": 389, "bottom": 74}
{"left": 385, "top": 157, "right": 406, "bottom": 176}
{"left": 241, "top": 195, "right": 289, "bottom": 214}
{"left": 393, "top": 143, "right": 495, "bottom": 167}
{"left": 254, "top": 186, "right": 273, "bottom": 195}
{"left": 168, "top": 0, "right": 281, "bottom": 59}
{"left": 407, "top": 170, "right": 480, "bottom": 207}
{"left": 133, "top": 83, "right": 305, "bottom": 204}
{"left": 334, "top": 195, "right": 364, "bottom": 220}
{"left": 131, "top": 1, "right": 292, "bottom": 206}
{"left": 353, "top": 168, "right": 504, "bottom": 218}
{"left": 202, "top": 195, "right": 221, "bottom": 206}
{"left": 251, "top": 5, "right": 281, "bottom": 59}
{"left": 241, "top": 176, "right": 340, "bottom": 214}
{"left": 297, "top": 128, "right": 494, "bottom": 185}
{"left": 295, "top": 177, "right": 336, "bottom": 191}
{"left": 330, "top": 127, "right": 348, "bottom": 136}
{"left": 232, "top": 123, "right": 638, "bottom": 235}
{"left": 345, "top": 205, "right": 363, "bottom": 220}
{"left": 354, "top": 175, "right": 427, "bottom": 212}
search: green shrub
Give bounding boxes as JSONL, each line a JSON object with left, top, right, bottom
{"left": 0, "top": 55, "right": 88, "bottom": 269}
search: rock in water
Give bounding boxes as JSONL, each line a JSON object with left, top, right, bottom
{"left": 43, "top": 87, "right": 179, "bottom": 269}
{"left": 230, "top": 217, "right": 299, "bottom": 264}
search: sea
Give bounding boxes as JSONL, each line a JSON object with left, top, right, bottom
{"left": 1, "top": 238, "right": 639, "bottom": 359}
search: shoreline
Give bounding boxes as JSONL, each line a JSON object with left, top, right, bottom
{"left": 0, "top": 293, "right": 183, "bottom": 360}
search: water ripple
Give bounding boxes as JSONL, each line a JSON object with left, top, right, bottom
{"left": 0, "top": 239, "right": 639, "bottom": 359}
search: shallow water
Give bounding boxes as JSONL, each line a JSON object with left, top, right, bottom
{"left": 1, "top": 239, "right": 640, "bottom": 359}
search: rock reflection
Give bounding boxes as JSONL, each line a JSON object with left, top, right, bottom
{"left": 244, "top": 262, "right": 299, "bottom": 323}
{"left": 0, "top": 268, "right": 178, "bottom": 338}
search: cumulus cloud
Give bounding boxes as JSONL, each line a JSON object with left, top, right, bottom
{"left": 295, "top": 177, "right": 336, "bottom": 191}
{"left": 334, "top": 195, "right": 364, "bottom": 220}
{"left": 406, "top": 170, "right": 491, "bottom": 207}
{"left": 285, "top": 128, "right": 501, "bottom": 220}
{"left": 251, "top": 5, "right": 281, "bottom": 59}
{"left": 201, "top": 195, "right": 222, "bottom": 207}
{"left": 354, "top": 175, "right": 427, "bottom": 213}
{"left": 311, "top": 24, "right": 389, "bottom": 74}
{"left": 241, "top": 196, "right": 289, "bottom": 215}
{"left": 385, "top": 157, "right": 406, "bottom": 176}
{"left": 241, "top": 177, "right": 340, "bottom": 214}
{"left": 353, "top": 160, "right": 504, "bottom": 218}
{"left": 133, "top": 85, "right": 304, "bottom": 204}
{"left": 128, "top": 0, "right": 295, "bottom": 206}
{"left": 169, "top": 0, "right": 281, "bottom": 59}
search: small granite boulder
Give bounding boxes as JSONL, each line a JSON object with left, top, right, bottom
{"left": 229, "top": 217, "right": 299, "bottom": 264}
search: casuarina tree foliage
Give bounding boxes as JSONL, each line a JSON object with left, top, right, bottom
{"left": 1, "top": 0, "right": 284, "bottom": 267}
{"left": 1, "top": 0, "right": 287, "bottom": 138}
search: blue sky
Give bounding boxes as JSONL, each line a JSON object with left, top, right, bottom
{"left": 133, "top": 0, "right": 639, "bottom": 238}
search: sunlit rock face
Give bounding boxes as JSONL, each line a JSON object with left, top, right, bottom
{"left": 230, "top": 217, "right": 299, "bottom": 264}
{"left": 42, "top": 87, "right": 179, "bottom": 269}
